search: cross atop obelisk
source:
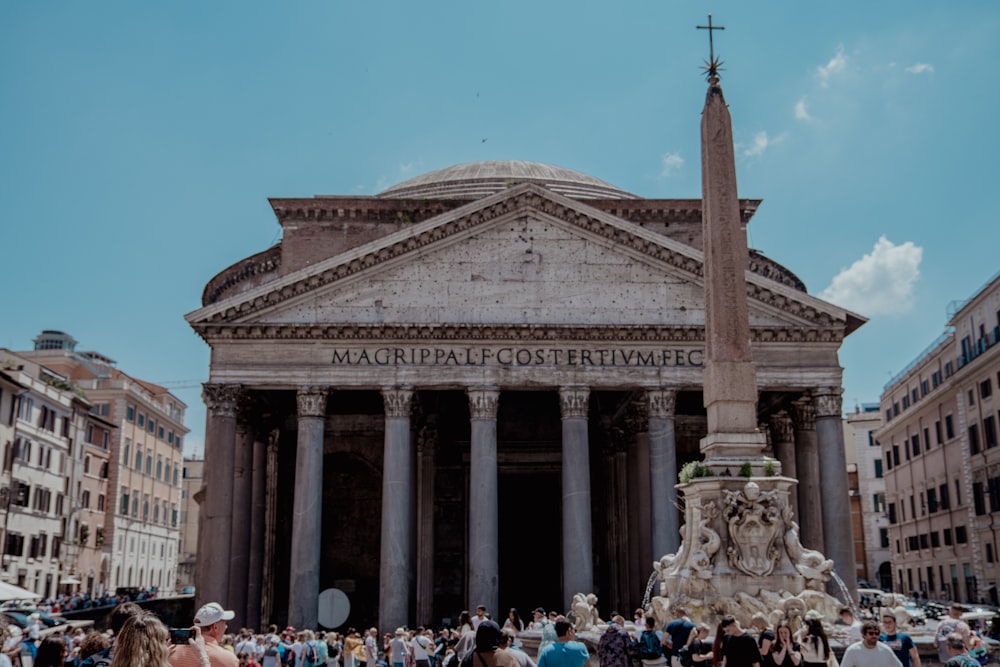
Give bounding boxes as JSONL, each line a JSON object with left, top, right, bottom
{"left": 697, "top": 17, "right": 768, "bottom": 462}
{"left": 696, "top": 13, "right": 725, "bottom": 80}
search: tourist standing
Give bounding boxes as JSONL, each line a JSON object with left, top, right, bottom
{"left": 943, "top": 633, "right": 978, "bottom": 667}
{"left": 839, "top": 622, "right": 899, "bottom": 667}
{"left": 665, "top": 609, "right": 697, "bottom": 667}
{"left": 537, "top": 620, "right": 588, "bottom": 667}
{"left": 390, "top": 630, "right": 408, "bottom": 667}
{"left": 719, "top": 617, "right": 761, "bottom": 667}
{"left": 168, "top": 602, "right": 239, "bottom": 667}
{"left": 935, "top": 605, "right": 971, "bottom": 665}
{"left": 765, "top": 622, "right": 800, "bottom": 667}
{"left": 365, "top": 629, "right": 379, "bottom": 667}
{"left": 797, "top": 613, "right": 831, "bottom": 667}
{"left": 878, "top": 614, "right": 918, "bottom": 667}
{"left": 597, "top": 615, "right": 636, "bottom": 667}
{"left": 688, "top": 625, "right": 713, "bottom": 666}
{"left": 638, "top": 617, "right": 666, "bottom": 667}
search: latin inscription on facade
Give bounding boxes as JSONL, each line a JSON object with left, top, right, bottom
{"left": 331, "top": 346, "right": 704, "bottom": 367}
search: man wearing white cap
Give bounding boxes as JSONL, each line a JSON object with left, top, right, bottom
{"left": 169, "top": 602, "right": 238, "bottom": 667}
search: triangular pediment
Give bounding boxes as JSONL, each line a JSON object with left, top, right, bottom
{"left": 186, "top": 183, "right": 864, "bottom": 339}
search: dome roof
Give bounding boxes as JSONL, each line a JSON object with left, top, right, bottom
{"left": 377, "top": 160, "right": 638, "bottom": 201}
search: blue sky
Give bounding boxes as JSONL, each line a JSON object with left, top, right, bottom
{"left": 2, "top": 1, "right": 998, "bottom": 456}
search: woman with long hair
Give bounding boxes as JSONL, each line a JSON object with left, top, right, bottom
{"left": 767, "top": 621, "right": 801, "bottom": 667}
{"left": 797, "top": 616, "right": 831, "bottom": 667}
{"left": 712, "top": 620, "right": 727, "bottom": 667}
{"left": 458, "top": 611, "right": 473, "bottom": 637}
{"left": 33, "top": 637, "right": 66, "bottom": 667}
{"left": 110, "top": 611, "right": 208, "bottom": 667}
{"left": 502, "top": 609, "right": 523, "bottom": 647}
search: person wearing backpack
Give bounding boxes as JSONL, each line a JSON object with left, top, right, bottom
{"left": 639, "top": 617, "right": 667, "bottom": 666}
{"left": 665, "top": 609, "right": 696, "bottom": 667}
{"left": 301, "top": 631, "right": 326, "bottom": 667}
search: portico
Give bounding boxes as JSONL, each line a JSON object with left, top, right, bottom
{"left": 187, "top": 162, "right": 864, "bottom": 631}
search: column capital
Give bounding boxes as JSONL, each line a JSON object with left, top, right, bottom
{"left": 381, "top": 386, "right": 414, "bottom": 418}
{"left": 769, "top": 411, "right": 794, "bottom": 442}
{"left": 467, "top": 387, "right": 500, "bottom": 420}
{"left": 559, "top": 386, "right": 590, "bottom": 419}
{"left": 646, "top": 388, "right": 678, "bottom": 419}
{"left": 202, "top": 383, "right": 243, "bottom": 419}
{"left": 296, "top": 386, "right": 328, "bottom": 418}
{"left": 790, "top": 395, "right": 816, "bottom": 431}
{"left": 813, "top": 386, "right": 844, "bottom": 419}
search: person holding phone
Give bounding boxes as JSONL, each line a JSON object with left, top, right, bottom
{"left": 169, "top": 602, "right": 238, "bottom": 667}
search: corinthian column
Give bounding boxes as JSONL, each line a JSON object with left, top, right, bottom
{"left": 647, "top": 389, "right": 679, "bottom": 558}
{"left": 228, "top": 399, "right": 255, "bottom": 630}
{"left": 288, "top": 387, "right": 328, "bottom": 629}
{"left": 467, "top": 387, "right": 500, "bottom": 615}
{"left": 791, "top": 395, "right": 823, "bottom": 552}
{"left": 379, "top": 386, "right": 414, "bottom": 633}
{"left": 197, "top": 383, "right": 242, "bottom": 609}
{"left": 560, "top": 386, "right": 592, "bottom": 610}
{"left": 769, "top": 411, "right": 797, "bottom": 518}
{"left": 814, "top": 386, "right": 857, "bottom": 600}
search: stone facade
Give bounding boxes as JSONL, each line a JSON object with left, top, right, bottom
{"left": 188, "top": 161, "right": 865, "bottom": 631}
{"left": 879, "top": 270, "right": 1000, "bottom": 603}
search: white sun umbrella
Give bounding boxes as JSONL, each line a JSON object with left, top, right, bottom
{"left": 0, "top": 581, "right": 41, "bottom": 602}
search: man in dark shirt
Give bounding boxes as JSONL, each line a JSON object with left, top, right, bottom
{"left": 879, "top": 613, "right": 920, "bottom": 667}
{"left": 665, "top": 608, "right": 697, "bottom": 667}
{"left": 720, "top": 616, "right": 761, "bottom": 667}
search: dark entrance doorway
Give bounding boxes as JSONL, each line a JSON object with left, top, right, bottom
{"left": 498, "top": 471, "right": 561, "bottom": 618}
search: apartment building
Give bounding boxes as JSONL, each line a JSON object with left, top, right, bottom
{"left": 845, "top": 404, "right": 891, "bottom": 588}
{"left": 879, "top": 270, "right": 1000, "bottom": 603}
{"left": 18, "top": 331, "right": 187, "bottom": 593}
{"left": 177, "top": 456, "right": 203, "bottom": 588}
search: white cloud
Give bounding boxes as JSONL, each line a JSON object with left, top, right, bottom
{"left": 794, "top": 97, "right": 812, "bottom": 121}
{"left": 905, "top": 62, "right": 934, "bottom": 75}
{"left": 741, "top": 131, "right": 784, "bottom": 158}
{"left": 659, "top": 152, "right": 684, "bottom": 179}
{"left": 820, "top": 236, "right": 923, "bottom": 316}
{"left": 817, "top": 46, "right": 847, "bottom": 87}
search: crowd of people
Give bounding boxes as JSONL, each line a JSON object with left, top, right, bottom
{"left": 0, "top": 597, "right": 992, "bottom": 667}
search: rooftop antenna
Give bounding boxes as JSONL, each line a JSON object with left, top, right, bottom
{"left": 697, "top": 13, "right": 726, "bottom": 81}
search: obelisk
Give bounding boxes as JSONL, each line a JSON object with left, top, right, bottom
{"left": 699, "top": 63, "right": 768, "bottom": 464}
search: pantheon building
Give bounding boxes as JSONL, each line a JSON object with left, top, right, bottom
{"left": 186, "top": 161, "right": 865, "bottom": 632}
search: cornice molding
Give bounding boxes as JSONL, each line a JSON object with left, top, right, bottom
{"left": 190, "top": 322, "right": 845, "bottom": 344}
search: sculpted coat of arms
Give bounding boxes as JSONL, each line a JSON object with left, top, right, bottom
{"left": 723, "top": 481, "right": 784, "bottom": 577}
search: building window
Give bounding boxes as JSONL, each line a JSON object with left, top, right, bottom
{"left": 911, "top": 435, "right": 920, "bottom": 457}
{"left": 120, "top": 492, "right": 129, "bottom": 515}
{"left": 986, "top": 416, "right": 998, "bottom": 449}
{"left": 944, "top": 528, "right": 953, "bottom": 546}
{"left": 912, "top": 388, "right": 919, "bottom": 404}
{"left": 892, "top": 445, "right": 900, "bottom": 467}
{"left": 988, "top": 544, "right": 995, "bottom": 564}
{"left": 933, "top": 371, "right": 942, "bottom": 388}
{"left": 902, "top": 395, "right": 910, "bottom": 410}
{"left": 145, "top": 455, "right": 152, "bottom": 476}
{"left": 135, "top": 449, "right": 142, "bottom": 471}
{"left": 138, "top": 412, "right": 145, "bottom": 427}
{"left": 148, "top": 419, "right": 155, "bottom": 434}
{"left": 4, "top": 533, "right": 23, "bottom": 557}
{"left": 123, "top": 439, "right": 130, "bottom": 466}
{"left": 946, "top": 415, "right": 955, "bottom": 439}
{"left": 928, "top": 488, "right": 938, "bottom": 513}
{"left": 893, "top": 402, "right": 900, "bottom": 417}
{"left": 936, "top": 421, "right": 943, "bottom": 444}
{"left": 880, "top": 528, "right": 890, "bottom": 548}
{"left": 955, "top": 479, "right": 962, "bottom": 506}
{"left": 931, "top": 531, "right": 941, "bottom": 548}
{"left": 940, "top": 483, "right": 951, "bottom": 509}
{"left": 921, "top": 380, "right": 930, "bottom": 397}
{"left": 888, "top": 503, "right": 897, "bottom": 524}
{"left": 156, "top": 457, "right": 162, "bottom": 480}
{"left": 97, "top": 494, "right": 105, "bottom": 511}
{"left": 83, "top": 455, "right": 90, "bottom": 475}
{"left": 158, "top": 426, "right": 164, "bottom": 440}
{"left": 969, "top": 389, "right": 976, "bottom": 406}
{"left": 956, "top": 526, "right": 968, "bottom": 544}
{"left": 924, "top": 428, "right": 931, "bottom": 450}
{"left": 80, "top": 490, "right": 90, "bottom": 509}
{"left": 875, "top": 460, "right": 884, "bottom": 478}
{"left": 971, "top": 424, "right": 981, "bottom": 454}
{"left": 974, "top": 482, "right": 986, "bottom": 515}
{"left": 983, "top": 379, "right": 993, "bottom": 400}
{"left": 127, "top": 405, "right": 135, "bottom": 422}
